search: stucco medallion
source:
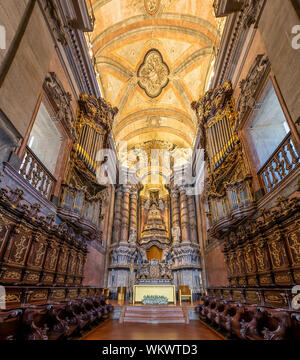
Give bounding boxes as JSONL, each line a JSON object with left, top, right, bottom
{"left": 144, "top": 0, "right": 161, "bottom": 16}
{"left": 137, "top": 49, "right": 169, "bottom": 98}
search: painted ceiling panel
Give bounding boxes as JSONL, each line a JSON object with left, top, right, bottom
{"left": 87, "top": 0, "right": 224, "bottom": 183}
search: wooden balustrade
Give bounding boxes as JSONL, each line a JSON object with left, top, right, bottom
{"left": 258, "top": 133, "right": 300, "bottom": 193}
{"left": 20, "top": 147, "right": 56, "bottom": 199}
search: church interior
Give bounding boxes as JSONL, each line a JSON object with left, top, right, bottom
{"left": 0, "top": 0, "right": 299, "bottom": 341}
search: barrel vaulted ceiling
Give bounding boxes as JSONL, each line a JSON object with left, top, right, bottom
{"left": 87, "top": 0, "right": 224, "bottom": 182}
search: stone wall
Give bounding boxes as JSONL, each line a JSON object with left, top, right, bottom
{"left": 0, "top": 2, "right": 55, "bottom": 137}
{"left": 259, "top": 0, "right": 300, "bottom": 126}
{"left": 0, "top": 0, "right": 29, "bottom": 68}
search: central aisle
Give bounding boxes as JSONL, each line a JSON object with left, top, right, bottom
{"left": 80, "top": 320, "right": 225, "bottom": 340}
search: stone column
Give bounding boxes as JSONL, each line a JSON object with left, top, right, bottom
{"left": 179, "top": 186, "right": 191, "bottom": 243}
{"left": 112, "top": 187, "right": 123, "bottom": 244}
{"left": 128, "top": 188, "right": 138, "bottom": 244}
{"left": 170, "top": 187, "right": 181, "bottom": 244}
{"left": 120, "top": 186, "right": 130, "bottom": 243}
{"left": 187, "top": 194, "right": 198, "bottom": 243}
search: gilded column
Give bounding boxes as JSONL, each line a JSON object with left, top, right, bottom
{"left": 120, "top": 186, "right": 130, "bottom": 243}
{"left": 170, "top": 186, "right": 181, "bottom": 244}
{"left": 187, "top": 194, "right": 198, "bottom": 243}
{"left": 112, "top": 186, "right": 123, "bottom": 244}
{"left": 179, "top": 186, "right": 191, "bottom": 243}
{"left": 128, "top": 188, "right": 138, "bottom": 244}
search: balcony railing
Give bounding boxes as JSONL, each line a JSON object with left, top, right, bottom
{"left": 258, "top": 133, "right": 300, "bottom": 193}
{"left": 20, "top": 147, "right": 56, "bottom": 199}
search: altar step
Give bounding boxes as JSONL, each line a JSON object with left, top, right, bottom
{"left": 120, "top": 306, "right": 189, "bottom": 324}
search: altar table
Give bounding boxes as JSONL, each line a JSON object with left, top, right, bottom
{"left": 133, "top": 285, "right": 176, "bottom": 305}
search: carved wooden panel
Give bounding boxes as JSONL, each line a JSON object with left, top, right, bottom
{"left": 68, "top": 250, "right": 77, "bottom": 276}
{"left": 0, "top": 213, "right": 14, "bottom": 260}
{"left": 286, "top": 221, "right": 300, "bottom": 266}
{"left": 50, "top": 289, "right": 66, "bottom": 302}
{"left": 245, "top": 291, "right": 259, "bottom": 304}
{"left": 43, "top": 239, "right": 60, "bottom": 272}
{"left": 68, "top": 289, "right": 78, "bottom": 299}
{"left": 0, "top": 186, "right": 88, "bottom": 287}
{"left": 80, "top": 288, "right": 88, "bottom": 298}
{"left": 57, "top": 246, "right": 69, "bottom": 275}
{"left": 247, "top": 276, "right": 258, "bottom": 286}
{"left": 26, "top": 233, "right": 47, "bottom": 268}
{"left": 75, "top": 253, "right": 83, "bottom": 276}
{"left": 3, "top": 223, "right": 33, "bottom": 266}
{"left": 232, "top": 290, "right": 243, "bottom": 302}
{"left": 267, "top": 232, "right": 289, "bottom": 270}
{"left": 254, "top": 237, "right": 271, "bottom": 273}
{"left": 243, "top": 244, "right": 257, "bottom": 275}
{"left": 5, "top": 288, "right": 23, "bottom": 307}
{"left": 26, "top": 289, "right": 49, "bottom": 304}
{"left": 263, "top": 291, "right": 287, "bottom": 308}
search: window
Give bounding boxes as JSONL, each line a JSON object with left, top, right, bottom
{"left": 245, "top": 79, "right": 290, "bottom": 171}
{"left": 27, "top": 102, "right": 64, "bottom": 175}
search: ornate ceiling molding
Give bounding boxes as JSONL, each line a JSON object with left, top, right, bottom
{"left": 116, "top": 81, "right": 137, "bottom": 115}
{"left": 114, "top": 108, "right": 195, "bottom": 133}
{"left": 144, "top": 0, "right": 161, "bottom": 16}
{"left": 137, "top": 49, "right": 170, "bottom": 98}
{"left": 173, "top": 47, "right": 212, "bottom": 75}
{"left": 86, "top": 1, "right": 221, "bottom": 177}
{"left": 115, "top": 115, "right": 195, "bottom": 138}
{"left": 172, "top": 79, "right": 196, "bottom": 115}
{"left": 93, "top": 24, "right": 215, "bottom": 56}
{"left": 91, "top": 13, "right": 219, "bottom": 47}
{"left": 96, "top": 56, "right": 134, "bottom": 78}
{"left": 122, "top": 126, "right": 193, "bottom": 145}
{"left": 92, "top": 0, "right": 112, "bottom": 12}
{"left": 236, "top": 54, "right": 270, "bottom": 129}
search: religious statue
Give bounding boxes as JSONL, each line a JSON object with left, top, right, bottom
{"left": 161, "top": 248, "right": 170, "bottom": 262}
{"left": 166, "top": 259, "right": 173, "bottom": 279}
{"left": 139, "top": 247, "right": 148, "bottom": 262}
{"left": 128, "top": 229, "right": 137, "bottom": 244}
{"left": 159, "top": 261, "right": 166, "bottom": 279}
{"left": 141, "top": 262, "right": 149, "bottom": 279}
{"left": 172, "top": 226, "right": 181, "bottom": 244}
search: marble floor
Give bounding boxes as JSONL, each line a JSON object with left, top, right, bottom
{"left": 80, "top": 319, "right": 225, "bottom": 340}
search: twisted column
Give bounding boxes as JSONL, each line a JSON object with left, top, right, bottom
{"left": 120, "top": 186, "right": 130, "bottom": 243}
{"left": 170, "top": 187, "right": 181, "bottom": 244}
{"left": 112, "top": 187, "right": 123, "bottom": 244}
{"left": 187, "top": 194, "right": 198, "bottom": 243}
{"left": 128, "top": 189, "right": 138, "bottom": 244}
{"left": 179, "top": 186, "right": 191, "bottom": 243}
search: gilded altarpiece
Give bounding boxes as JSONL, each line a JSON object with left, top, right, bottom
{"left": 108, "top": 184, "right": 202, "bottom": 296}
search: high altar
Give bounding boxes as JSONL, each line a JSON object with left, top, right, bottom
{"left": 133, "top": 285, "right": 176, "bottom": 305}
{"left": 107, "top": 186, "right": 202, "bottom": 298}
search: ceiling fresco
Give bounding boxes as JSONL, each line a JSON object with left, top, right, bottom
{"left": 87, "top": 0, "right": 224, "bottom": 185}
